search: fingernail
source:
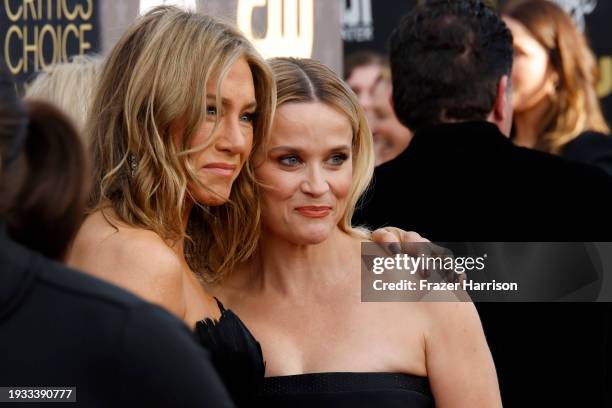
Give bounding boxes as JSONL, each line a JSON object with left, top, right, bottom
{"left": 389, "top": 243, "right": 401, "bottom": 254}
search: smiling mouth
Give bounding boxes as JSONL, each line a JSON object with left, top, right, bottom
{"left": 202, "top": 163, "right": 237, "bottom": 177}
{"left": 295, "top": 206, "right": 332, "bottom": 218}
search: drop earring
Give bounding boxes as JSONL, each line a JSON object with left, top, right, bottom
{"left": 128, "top": 153, "right": 138, "bottom": 177}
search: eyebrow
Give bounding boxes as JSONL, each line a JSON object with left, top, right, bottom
{"left": 269, "top": 144, "right": 352, "bottom": 154}
{"left": 206, "top": 94, "right": 257, "bottom": 110}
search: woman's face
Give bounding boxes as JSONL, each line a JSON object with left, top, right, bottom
{"left": 369, "top": 79, "right": 412, "bottom": 165}
{"left": 504, "top": 17, "right": 556, "bottom": 113}
{"left": 176, "top": 57, "right": 257, "bottom": 206}
{"left": 255, "top": 102, "right": 353, "bottom": 245}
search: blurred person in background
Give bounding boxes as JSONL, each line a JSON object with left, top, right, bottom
{"left": 25, "top": 55, "right": 102, "bottom": 138}
{"left": 0, "top": 71, "right": 233, "bottom": 407}
{"left": 344, "top": 51, "right": 385, "bottom": 112}
{"left": 503, "top": 0, "right": 612, "bottom": 175}
{"left": 345, "top": 51, "right": 412, "bottom": 165}
{"left": 369, "top": 67, "right": 413, "bottom": 165}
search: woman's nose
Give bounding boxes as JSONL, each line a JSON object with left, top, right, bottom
{"left": 301, "top": 165, "right": 330, "bottom": 197}
{"left": 215, "top": 118, "right": 251, "bottom": 155}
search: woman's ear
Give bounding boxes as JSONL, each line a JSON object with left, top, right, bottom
{"left": 491, "top": 75, "right": 513, "bottom": 137}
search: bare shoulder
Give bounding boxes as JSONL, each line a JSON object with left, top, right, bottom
{"left": 421, "top": 301, "right": 481, "bottom": 335}
{"left": 68, "top": 211, "right": 185, "bottom": 316}
{"left": 72, "top": 211, "right": 181, "bottom": 276}
{"left": 420, "top": 303, "right": 501, "bottom": 407}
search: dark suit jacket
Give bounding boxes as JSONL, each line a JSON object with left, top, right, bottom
{"left": 354, "top": 121, "right": 612, "bottom": 407}
{"left": 0, "top": 229, "right": 233, "bottom": 408}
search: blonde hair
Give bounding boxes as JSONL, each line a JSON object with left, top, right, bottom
{"left": 265, "top": 57, "right": 374, "bottom": 237}
{"left": 25, "top": 54, "right": 101, "bottom": 136}
{"left": 88, "top": 6, "right": 275, "bottom": 282}
{"left": 506, "top": 0, "right": 610, "bottom": 154}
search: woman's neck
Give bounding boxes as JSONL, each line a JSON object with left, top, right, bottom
{"left": 513, "top": 98, "right": 552, "bottom": 149}
{"left": 171, "top": 200, "right": 194, "bottom": 266}
{"left": 251, "top": 227, "right": 356, "bottom": 297}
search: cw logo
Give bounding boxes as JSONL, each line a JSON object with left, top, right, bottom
{"left": 237, "top": 0, "right": 314, "bottom": 59}
{"left": 342, "top": 0, "right": 373, "bottom": 42}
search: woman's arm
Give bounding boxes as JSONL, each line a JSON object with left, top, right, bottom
{"left": 425, "top": 302, "right": 502, "bottom": 407}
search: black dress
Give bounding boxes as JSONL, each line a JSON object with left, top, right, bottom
{"left": 196, "top": 300, "right": 434, "bottom": 407}
{"left": 257, "top": 372, "right": 433, "bottom": 407}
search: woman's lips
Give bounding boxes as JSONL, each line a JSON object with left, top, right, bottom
{"left": 296, "top": 206, "right": 332, "bottom": 218}
{"left": 202, "top": 163, "right": 236, "bottom": 177}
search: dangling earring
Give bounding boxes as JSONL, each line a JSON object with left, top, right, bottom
{"left": 128, "top": 153, "right": 138, "bottom": 177}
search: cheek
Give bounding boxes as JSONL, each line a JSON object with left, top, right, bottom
{"left": 513, "top": 56, "right": 548, "bottom": 93}
{"left": 331, "top": 164, "right": 353, "bottom": 205}
{"left": 243, "top": 130, "right": 254, "bottom": 161}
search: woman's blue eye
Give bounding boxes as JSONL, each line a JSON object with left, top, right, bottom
{"left": 206, "top": 106, "right": 217, "bottom": 116}
{"left": 279, "top": 155, "right": 301, "bottom": 166}
{"left": 329, "top": 153, "right": 349, "bottom": 166}
{"left": 240, "top": 112, "right": 256, "bottom": 123}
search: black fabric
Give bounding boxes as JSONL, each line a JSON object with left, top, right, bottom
{"left": 354, "top": 121, "right": 612, "bottom": 407}
{"left": 562, "top": 130, "right": 612, "bottom": 176}
{"left": 196, "top": 298, "right": 265, "bottom": 406}
{"left": 256, "top": 372, "right": 434, "bottom": 408}
{"left": 0, "top": 234, "right": 234, "bottom": 408}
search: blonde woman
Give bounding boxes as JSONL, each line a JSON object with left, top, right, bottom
{"left": 68, "top": 5, "right": 275, "bottom": 329}
{"left": 212, "top": 58, "right": 501, "bottom": 407}
{"left": 25, "top": 54, "right": 102, "bottom": 137}
{"left": 503, "top": 0, "right": 612, "bottom": 175}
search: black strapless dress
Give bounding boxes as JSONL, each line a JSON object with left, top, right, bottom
{"left": 257, "top": 372, "right": 434, "bottom": 407}
{"left": 196, "top": 299, "right": 434, "bottom": 407}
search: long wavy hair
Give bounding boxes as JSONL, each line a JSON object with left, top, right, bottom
{"left": 264, "top": 58, "right": 375, "bottom": 238}
{"left": 88, "top": 6, "right": 275, "bottom": 282}
{"left": 505, "top": 0, "right": 609, "bottom": 154}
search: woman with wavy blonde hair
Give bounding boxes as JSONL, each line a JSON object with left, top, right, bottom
{"left": 67, "top": 5, "right": 275, "bottom": 326}
{"left": 503, "top": 0, "right": 612, "bottom": 174}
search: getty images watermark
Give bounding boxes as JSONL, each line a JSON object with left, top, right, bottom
{"left": 361, "top": 242, "right": 612, "bottom": 302}
{"left": 371, "top": 252, "right": 517, "bottom": 293}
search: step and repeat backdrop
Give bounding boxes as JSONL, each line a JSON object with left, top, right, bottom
{"left": 1, "top": 0, "right": 100, "bottom": 88}
{"left": 1, "top": 0, "right": 341, "bottom": 91}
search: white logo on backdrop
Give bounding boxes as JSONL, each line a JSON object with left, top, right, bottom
{"left": 342, "top": 0, "right": 373, "bottom": 42}
{"left": 139, "top": 0, "right": 196, "bottom": 15}
{"left": 237, "top": 0, "right": 314, "bottom": 59}
{"left": 550, "top": 0, "right": 598, "bottom": 32}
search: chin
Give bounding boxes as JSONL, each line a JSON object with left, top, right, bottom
{"left": 292, "top": 225, "right": 333, "bottom": 245}
{"left": 193, "top": 188, "right": 231, "bottom": 207}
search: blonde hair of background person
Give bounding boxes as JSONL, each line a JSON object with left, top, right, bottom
{"left": 25, "top": 55, "right": 101, "bottom": 137}
{"left": 214, "top": 58, "right": 502, "bottom": 407}
{"left": 503, "top": 0, "right": 609, "bottom": 154}
{"left": 67, "top": 6, "right": 275, "bottom": 326}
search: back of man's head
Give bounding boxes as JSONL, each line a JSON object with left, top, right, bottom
{"left": 389, "top": 0, "right": 513, "bottom": 131}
